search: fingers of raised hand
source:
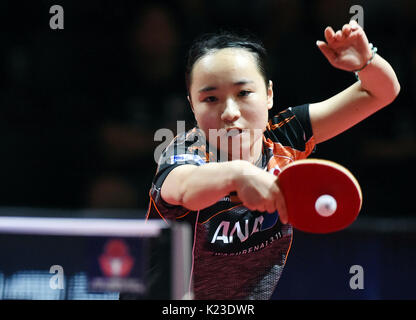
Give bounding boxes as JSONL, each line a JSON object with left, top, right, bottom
{"left": 324, "top": 26, "right": 336, "bottom": 44}
{"left": 342, "top": 23, "right": 352, "bottom": 38}
{"left": 316, "top": 40, "right": 337, "bottom": 62}
{"left": 328, "top": 20, "right": 360, "bottom": 44}
{"left": 349, "top": 19, "right": 361, "bottom": 30}
{"left": 344, "top": 20, "right": 364, "bottom": 41}
{"left": 335, "top": 30, "right": 343, "bottom": 41}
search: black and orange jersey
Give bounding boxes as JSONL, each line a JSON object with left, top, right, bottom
{"left": 147, "top": 104, "right": 316, "bottom": 299}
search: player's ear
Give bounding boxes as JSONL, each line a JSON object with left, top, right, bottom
{"left": 267, "top": 80, "right": 274, "bottom": 110}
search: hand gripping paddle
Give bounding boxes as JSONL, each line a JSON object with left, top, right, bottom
{"left": 277, "top": 159, "right": 362, "bottom": 233}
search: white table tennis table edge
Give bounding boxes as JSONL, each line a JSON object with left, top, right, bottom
{"left": 0, "top": 217, "right": 167, "bottom": 237}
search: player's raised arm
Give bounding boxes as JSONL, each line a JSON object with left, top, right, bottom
{"left": 311, "top": 19, "right": 400, "bottom": 144}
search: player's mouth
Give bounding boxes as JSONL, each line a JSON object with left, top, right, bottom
{"left": 225, "top": 127, "right": 243, "bottom": 137}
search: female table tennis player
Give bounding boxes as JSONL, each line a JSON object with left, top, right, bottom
{"left": 146, "top": 20, "right": 400, "bottom": 299}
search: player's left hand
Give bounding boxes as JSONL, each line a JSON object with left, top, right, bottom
{"left": 316, "top": 20, "right": 372, "bottom": 72}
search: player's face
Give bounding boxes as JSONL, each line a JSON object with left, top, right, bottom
{"left": 188, "top": 48, "right": 273, "bottom": 160}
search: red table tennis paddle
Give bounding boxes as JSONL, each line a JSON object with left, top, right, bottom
{"left": 277, "top": 158, "right": 362, "bottom": 233}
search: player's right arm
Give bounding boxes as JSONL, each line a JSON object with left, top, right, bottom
{"left": 160, "top": 160, "right": 288, "bottom": 222}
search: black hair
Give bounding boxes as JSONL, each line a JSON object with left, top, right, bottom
{"left": 185, "top": 30, "right": 270, "bottom": 96}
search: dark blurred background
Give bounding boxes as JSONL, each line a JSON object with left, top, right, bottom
{"left": 1, "top": 0, "right": 415, "bottom": 217}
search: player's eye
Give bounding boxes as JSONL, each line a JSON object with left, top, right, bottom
{"left": 203, "top": 96, "right": 218, "bottom": 103}
{"left": 238, "top": 90, "right": 252, "bottom": 97}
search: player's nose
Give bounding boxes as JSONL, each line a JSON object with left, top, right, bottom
{"left": 221, "top": 98, "right": 241, "bottom": 123}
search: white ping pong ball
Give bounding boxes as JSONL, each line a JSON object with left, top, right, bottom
{"left": 315, "top": 194, "right": 337, "bottom": 217}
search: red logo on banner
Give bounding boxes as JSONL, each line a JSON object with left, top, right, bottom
{"left": 99, "top": 239, "right": 134, "bottom": 277}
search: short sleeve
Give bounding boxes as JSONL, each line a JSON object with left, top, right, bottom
{"left": 148, "top": 128, "right": 208, "bottom": 220}
{"left": 290, "top": 104, "right": 313, "bottom": 142}
{"left": 265, "top": 104, "right": 316, "bottom": 159}
{"left": 153, "top": 128, "right": 208, "bottom": 188}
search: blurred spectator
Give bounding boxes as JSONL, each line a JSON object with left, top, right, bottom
{"left": 89, "top": 3, "right": 192, "bottom": 209}
{"left": 86, "top": 175, "right": 139, "bottom": 209}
